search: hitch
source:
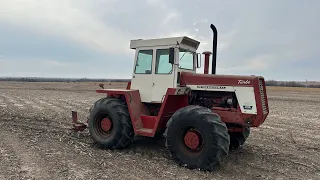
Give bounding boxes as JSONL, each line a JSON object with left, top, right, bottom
{"left": 71, "top": 111, "right": 87, "bottom": 132}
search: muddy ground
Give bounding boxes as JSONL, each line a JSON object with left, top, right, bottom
{"left": 0, "top": 82, "right": 319, "bottom": 180}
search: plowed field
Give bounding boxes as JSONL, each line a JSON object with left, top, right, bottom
{"left": 0, "top": 82, "right": 319, "bottom": 180}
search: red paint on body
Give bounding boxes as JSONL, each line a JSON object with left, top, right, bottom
{"left": 126, "top": 81, "right": 131, "bottom": 89}
{"left": 140, "top": 115, "right": 157, "bottom": 129}
{"left": 154, "top": 88, "right": 189, "bottom": 134}
{"left": 179, "top": 71, "right": 269, "bottom": 127}
{"left": 96, "top": 89, "right": 144, "bottom": 135}
{"left": 95, "top": 73, "right": 269, "bottom": 137}
{"left": 95, "top": 88, "right": 190, "bottom": 137}
{"left": 180, "top": 71, "right": 256, "bottom": 86}
{"left": 202, "top": 51, "right": 211, "bottom": 74}
{"left": 72, "top": 111, "right": 78, "bottom": 123}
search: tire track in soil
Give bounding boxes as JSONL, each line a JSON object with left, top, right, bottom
{"left": 0, "top": 140, "right": 22, "bottom": 180}
{"left": 0, "top": 94, "right": 5, "bottom": 107}
{"left": 0, "top": 119, "right": 91, "bottom": 179}
{"left": 51, "top": 98, "right": 93, "bottom": 123}
{"left": 36, "top": 98, "right": 66, "bottom": 112}
{"left": 1, "top": 90, "right": 98, "bottom": 123}
{"left": 0, "top": 117, "right": 160, "bottom": 180}
{"left": 19, "top": 97, "right": 45, "bottom": 111}
{"left": 0, "top": 95, "right": 73, "bottom": 130}
{"left": 1, "top": 113, "right": 198, "bottom": 179}
{"left": 18, "top": 94, "right": 70, "bottom": 113}
{"left": 0, "top": 93, "right": 24, "bottom": 109}
{"left": 13, "top": 95, "right": 79, "bottom": 127}
{"left": 12, "top": 90, "right": 62, "bottom": 112}
{"left": 10, "top": 95, "right": 28, "bottom": 110}
{"left": 11, "top": 90, "right": 46, "bottom": 111}
{"left": 0, "top": 129, "right": 54, "bottom": 180}
{"left": 1, "top": 117, "right": 71, "bottom": 135}
{"left": 2, "top": 93, "right": 34, "bottom": 111}
{"left": 50, "top": 98, "right": 90, "bottom": 113}
{"left": 55, "top": 97, "right": 95, "bottom": 107}
{"left": 0, "top": 101, "right": 171, "bottom": 179}
{"left": 2, "top": 85, "right": 320, "bottom": 179}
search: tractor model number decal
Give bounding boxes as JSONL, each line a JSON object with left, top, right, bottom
{"left": 243, "top": 105, "right": 253, "bottom": 110}
{"left": 196, "top": 85, "right": 226, "bottom": 89}
{"left": 238, "top": 80, "right": 251, "bottom": 85}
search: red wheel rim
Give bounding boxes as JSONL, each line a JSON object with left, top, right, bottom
{"left": 101, "top": 117, "right": 112, "bottom": 132}
{"left": 184, "top": 130, "right": 202, "bottom": 150}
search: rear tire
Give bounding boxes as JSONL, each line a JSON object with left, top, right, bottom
{"left": 164, "top": 105, "right": 230, "bottom": 171}
{"left": 229, "top": 127, "right": 250, "bottom": 150}
{"left": 88, "top": 97, "right": 134, "bottom": 149}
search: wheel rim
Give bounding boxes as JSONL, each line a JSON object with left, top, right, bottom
{"left": 184, "top": 130, "right": 202, "bottom": 150}
{"left": 94, "top": 114, "right": 113, "bottom": 137}
{"left": 180, "top": 128, "right": 204, "bottom": 153}
{"left": 101, "top": 117, "right": 112, "bottom": 132}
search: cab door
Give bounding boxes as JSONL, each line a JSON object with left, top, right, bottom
{"left": 130, "top": 49, "right": 154, "bottom": 102}
{"left": 151, "top": 48, "right": 176, "bottom": 102}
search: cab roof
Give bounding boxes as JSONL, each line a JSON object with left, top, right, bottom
{"left": 130, "top": 36, "right": 200, "bottom": 50}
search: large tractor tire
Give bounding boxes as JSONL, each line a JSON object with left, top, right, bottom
{"left": 229, "top": 127, "right": 250, "bottom": 150}
{"left": 88, "top": 97, "right": 134, "bottom": 149}
{"left": 164, "top": 105, "right": 230, "bottom": 171}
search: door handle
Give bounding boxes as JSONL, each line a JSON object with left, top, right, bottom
{"left": 152, "top": 82, "right": 155, "bottom": 86}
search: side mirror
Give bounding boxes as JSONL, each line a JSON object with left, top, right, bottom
{"left": 169, "top": 47, "right": 175, "bottom": 64}
{"left": 196, "top": 53, "right": 201, "bottom": 68}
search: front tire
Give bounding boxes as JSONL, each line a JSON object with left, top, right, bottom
{"left": 229, "top": 127, "right": 250, "bottom": 150}
{"left": 164, "top": 105, "right": 230, "bottom": 171}
{"left": 88, "top": 97, "right": 134, "bottom": 149}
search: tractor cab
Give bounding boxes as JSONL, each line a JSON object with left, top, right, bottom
{"left": 130, "top": 36, "right": 201, "bottom": 103}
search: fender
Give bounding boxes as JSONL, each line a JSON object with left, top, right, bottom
{"left": 95, "top": 88, "right": 190, "bottom": 137}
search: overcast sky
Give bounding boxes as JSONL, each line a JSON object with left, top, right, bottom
{"left": 0, "top": 0, "right": 319, "bottom": 81}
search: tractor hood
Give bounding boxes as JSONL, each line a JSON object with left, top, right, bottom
{"left": 179, "top": 72, "right": 263, "bottom": 87}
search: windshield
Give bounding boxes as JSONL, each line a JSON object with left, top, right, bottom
{"left": 179, "top": 48, "right": 194, "bottom": 70}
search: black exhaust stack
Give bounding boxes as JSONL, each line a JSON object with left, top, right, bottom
{"left": 210, "top": 24, "right": 217, "bottom": 74}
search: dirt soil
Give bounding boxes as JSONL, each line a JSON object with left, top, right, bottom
{"left": 0, "top": 82, "right": 319, "bottom": 180}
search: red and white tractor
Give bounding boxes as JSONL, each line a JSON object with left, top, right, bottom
{"left": 72, "top": 24, "right": 269, "bottom": 171}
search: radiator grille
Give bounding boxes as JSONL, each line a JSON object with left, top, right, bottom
{"left": 259, "top": 79, "right": 268, "bottom": 114}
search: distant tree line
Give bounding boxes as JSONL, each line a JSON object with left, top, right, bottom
{"left": 265, "top": 80, "right": 320, "bottom": 88}
{"left": 0, "top": 77, "right": 131, "bottom": 82}
{"left": 1, "top": 77, "right": 320, "bottom": 88}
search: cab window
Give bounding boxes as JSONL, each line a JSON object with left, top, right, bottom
{"left": 179, "top": 49, "right": 194, "bottom": 70}
{"left": 155, "top": 49, "right": 172, "bottom": 74}
{"left": 134, "top": 49, "right": 153, "bottom": 74}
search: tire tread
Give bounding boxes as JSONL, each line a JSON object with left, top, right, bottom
{"left": 88, "top": 97, "right": 134, "bottom": 150}
{"left": 164, "top": 105, "right": 230, "bottom": 171}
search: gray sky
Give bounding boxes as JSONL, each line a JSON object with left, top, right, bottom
{"left": 0, "top": 0, "right": 319, "bottom": 81}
